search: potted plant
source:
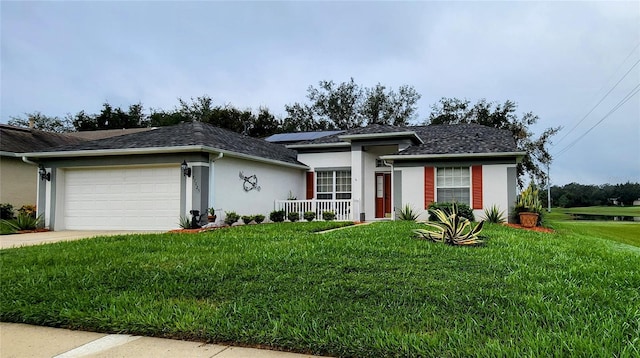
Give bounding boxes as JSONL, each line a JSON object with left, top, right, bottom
{"left": 207, "top": 208, "right": 217, "bottom": 223}
{"left": 242, "top": 215, "right": 254, "bottom": 224}
{"left": 515, "top": 184, "right": 543, "bottom": 228}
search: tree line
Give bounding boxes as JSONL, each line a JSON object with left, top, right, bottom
{"left": 7, "top": 78, "right": 558, "bottom": 187}
{"left": 547, "top": 182, "right": 640, "bottom": 207}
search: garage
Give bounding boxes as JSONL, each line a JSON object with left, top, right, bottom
{"left": 62, "top": 165, "right": 181, "bottom": 230}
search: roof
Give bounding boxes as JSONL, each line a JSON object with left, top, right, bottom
{"left": 264, "top": 131, "right": 344, "bottom": 143}
{"left": 288, "top": 123, "right": 521, "bottom": 158}
{"left": 0, "top": 124, "right": 85, "bottom": 155}
{"left": 27, "top": 122, "right": 306, "bottom": 168}
{"left": 66, "top": 127, "right": 153, "bottom": 140}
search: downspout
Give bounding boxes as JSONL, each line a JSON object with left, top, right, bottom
{"left": 383, "top": 160, "right": 394, "bottom": 220}
{"left": 21, "top": 156, "right": 38, "bottom": 166}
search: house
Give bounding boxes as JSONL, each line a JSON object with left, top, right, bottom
{"left": 0, "top": 124, "right": 85, "bottom": 211}
{"left": 1, "top": 124, "right": 156, "bottom": 214}
{"left": 23, "top": 121, "right": 524, "bottom": 231}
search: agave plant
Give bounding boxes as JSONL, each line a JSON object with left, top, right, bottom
{"left": 397, "top": 204, "right": 420, "bottom": 221}
{"left": 414, "top": 203, "right": 485, "bottom": 246}
{"left": 482, "top": 204, "right": 506, "bottom": 224}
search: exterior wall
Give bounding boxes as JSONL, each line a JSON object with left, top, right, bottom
{"left": 477, "top": 164, "right": 514, "bottom": 221}
{"left": 396, "top": 166, "right": 429, "bottom": 221}
{"left": 0, "top": 156, "right": 37, "bottom": 209}
{"left": 296, "top": 151, "right": 351, "bottom": 170}
{"left": 396, "top": 163, "right": 516, "bottom": 222}
{"left": 212, "top": 156, "right": 305, "bottom": 221}
{"left": 362, "top": 150, "right": 382, "bottom": 220}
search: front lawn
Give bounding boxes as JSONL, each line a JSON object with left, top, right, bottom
{"left": 1, "top": 222, "right": 638, "bottom": 356}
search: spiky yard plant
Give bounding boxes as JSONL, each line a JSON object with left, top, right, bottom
{"left": 397, "top": 204, "right": 420, "bottom": 221}
{"left": 414, "top": 203, "right": 485, "bottom": 246}
{"left": 2, "top": 213, "right": 42, "bottom": 231}
{"left": 483, "top": 204, "right": 506, "bottom": 224}
{"left": 178, "top": 216, "right": 191, "bottom": 229}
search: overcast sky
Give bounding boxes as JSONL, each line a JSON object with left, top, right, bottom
{"left": 2, "top": 1, "right": 639, "bottom": 186}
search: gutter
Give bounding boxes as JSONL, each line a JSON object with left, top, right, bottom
{"left": 23, "top": 145, "right": 310, "bottom": 170}
{"left": 21, "top": 156, "right": 39, "bottom": 166}
{"left": 380, "top": 151, "right": 527, "bottom": 162}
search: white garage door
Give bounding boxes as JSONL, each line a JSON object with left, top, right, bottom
{"left": 63, "top": 166, "right": 181, "bottom": 230}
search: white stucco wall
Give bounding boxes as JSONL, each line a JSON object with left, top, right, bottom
{"left": 477, "top": 164, "right": 513, "bottom": 220}
{"left": 397, "top": 166, "right": 429, "bottom": 221}
{"left": 397, "top": 164, "right": 513, "bottom": 222}
{"left": 296, "top": 151, "right": 351, "bottom": 170}
{"left": 212, "top": 157, "right": 305, "bottom": 220}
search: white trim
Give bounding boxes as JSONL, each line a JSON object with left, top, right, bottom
{"left": 380, "top": 151, "right": 527, "bottom": 161}
{"left": 339, "top": 131, "right": 423, "bottom": 143}
{"left": 22, "top": 145, "right": 309, "bottom": 170}
{"left": 286, "top": 142, "right": 351, "bottom": 149}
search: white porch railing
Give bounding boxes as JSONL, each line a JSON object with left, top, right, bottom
{"left": 274, "top": 200, "right": 356, "bottom": 221}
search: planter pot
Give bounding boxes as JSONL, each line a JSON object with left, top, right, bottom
{"left": 207, "top": 215, "right": 217, "bottom": 223}
{"left": 519, "top": 212, "right": 539, "bottom": 228}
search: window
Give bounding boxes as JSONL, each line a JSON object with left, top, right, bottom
{"left": 436, "top": 167, "right": 470, "bottom": 205}
{"left": 316, "top": 170, "right": 351, "bottom": 200}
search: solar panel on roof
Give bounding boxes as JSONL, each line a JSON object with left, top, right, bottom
{"left": 265, "top": 131, "right": 344, "bottom": 143}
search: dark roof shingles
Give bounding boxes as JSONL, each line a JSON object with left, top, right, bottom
{"left": 0, "top": 125, "right": 85, "bottom": 153}
{"left": 36, "top": 122, "right": 303, "bottom": 166}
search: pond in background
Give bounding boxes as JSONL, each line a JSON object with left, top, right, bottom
{"left": 571, "top": 214, "right": 640, "bottom": 222}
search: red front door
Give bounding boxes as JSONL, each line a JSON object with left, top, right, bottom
{"left": 375, "top": 173, "right": 392, "bottom": 218}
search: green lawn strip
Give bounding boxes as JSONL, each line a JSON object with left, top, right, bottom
{"left": 557, "top": 206, "right": 640, "bottom": 217}
{"left": 552, "top": 220, "right": 640, "bottom": 248}
{"left": 1, "top": 222, "right": 639, "bottom": 357}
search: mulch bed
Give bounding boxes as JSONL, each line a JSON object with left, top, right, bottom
{"left": 503, "top": 223, "right": 554, "bottom": 233}
{"left": 16, "top": 228, "right": 51, "bottom": 234}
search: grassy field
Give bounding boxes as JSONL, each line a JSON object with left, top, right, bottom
{"left": 1, "top": 221, "right": 639, "bottom": 357}
{"left": 555, "top": 206, "right": 640, "bottom": 217}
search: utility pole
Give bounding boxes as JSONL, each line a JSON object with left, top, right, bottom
{"left": 547, "top": 162, "right": 551, "bottom": 213}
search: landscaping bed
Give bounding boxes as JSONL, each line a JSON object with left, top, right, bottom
{"left": 1, "top": 221, "right": 638, "bottom": 356}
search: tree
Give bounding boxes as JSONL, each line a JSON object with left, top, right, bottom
{"left": 285, "top": 78, "right": 421, "bottom": 130}
{"left": 70, "top": 102, "right": 148, "bottom": 131}
{"left": 426, "top": 98, "right": 561, "bottom": 187}
{"left": 8, "top": 112, "right": 74, "bottom": 133}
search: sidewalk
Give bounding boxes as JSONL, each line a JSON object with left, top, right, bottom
{"left": 0, "top": 323, "right": 325, "bottom": 358}
{"left": 0, "top": 231, "right": 160, "bottom": 250}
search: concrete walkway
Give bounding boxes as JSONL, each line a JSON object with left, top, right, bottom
{"left": 0, "top": 230, "right": 160, "bottom": 249}
{"left": 0, "top": 323, "right": 323, "bottom": 358}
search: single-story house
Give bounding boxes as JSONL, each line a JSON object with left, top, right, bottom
{"left": 1, "top": 124, "right": 85, "bottom": 210}
{"left": 1, "top": 124, "right": 154, "bottom": 213}
{"left": 23, "top": 121, "right": 524, "bottom": 231}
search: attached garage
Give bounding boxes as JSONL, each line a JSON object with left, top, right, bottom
{"left": 61, "top": 165, "right": 180, "bottom": 230}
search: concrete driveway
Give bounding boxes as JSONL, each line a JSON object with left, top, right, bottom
{"left": 0, "top": 230, "right": 161, "bottom": 249}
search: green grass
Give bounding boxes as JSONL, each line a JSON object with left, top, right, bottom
{"left": 1, "top": 222, "right": 639, "bottom": 357}
{"left": 556, "top": 206, "right": 640, "bottom": 217}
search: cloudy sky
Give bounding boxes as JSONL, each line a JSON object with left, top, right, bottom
{"left": 2, "top": 1, "right": 639, "bottom": 186}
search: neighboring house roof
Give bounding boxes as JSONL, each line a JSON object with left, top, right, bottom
{"left": 26, "top": 122, "right": 307, "bottom": 168}
{"left": 264, "top": 130, "right": 344, "bottom": 144}
{"left": 0, "top": 124, "right": 85, "bottom": 155}
{"left": 65, "top": 127, "right": 154, "bottom": 140}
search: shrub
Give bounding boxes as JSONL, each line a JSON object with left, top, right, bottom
{"left": 18, "top": 205, "right": 37, "bottom": 218}
{"left": 303, "top": 211, "right": 316, "bottom": 222}
{"left": 514, "top": 183, "right": 544, "bottom": 225}
{"left": 269, "top": 210, "right": 285, "bottom": 222}
{"left": 254, "top": 214, "right": 265, "bottom": 224}
{"left": 241, "top": 215, "right": 254, "bottom": 224}
{"left": 428, "top": 202, "right": 475, "bottom": 222}
{"left": 178, "top": 216, "right": 191, "bottom": 229}
{"left": 2, "top": 213, "right": 43, "bottom": 231}
{"left": 397, "top": 204, "right": 420, "bottom": 221}
{"left": 414, "top": 203, "right": 485, "bottom": 246}
{"left": 482, "top": 204, "right": 506, "bottom": 224}
{"left": 224, "top": 211, "right": 240, "bottom": 225}
{"left": 288, "top": 212, "right": 300, "bottom": 222}
{"left": 0, "top": 203, "right": 15, "bottom": 220}
{"left": 322, "top": 211, "right": 336, "bottom": 221}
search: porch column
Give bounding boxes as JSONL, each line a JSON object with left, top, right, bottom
{"left": 351, "top": 144, "right": 365, "bottom": 221}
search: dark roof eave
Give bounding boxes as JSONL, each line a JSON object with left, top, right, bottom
{"left": 23, "top": 145, "right": 309, "bottom": 170}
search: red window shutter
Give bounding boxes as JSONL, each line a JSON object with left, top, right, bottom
{"left": 472, "top": 165, "right": 483, "bottom": 209}
{"left": 424, "top": 167, "right": 435, "bottom": 208}
{"left": 306, "top": 172, "right": 314, "bottom": 199}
